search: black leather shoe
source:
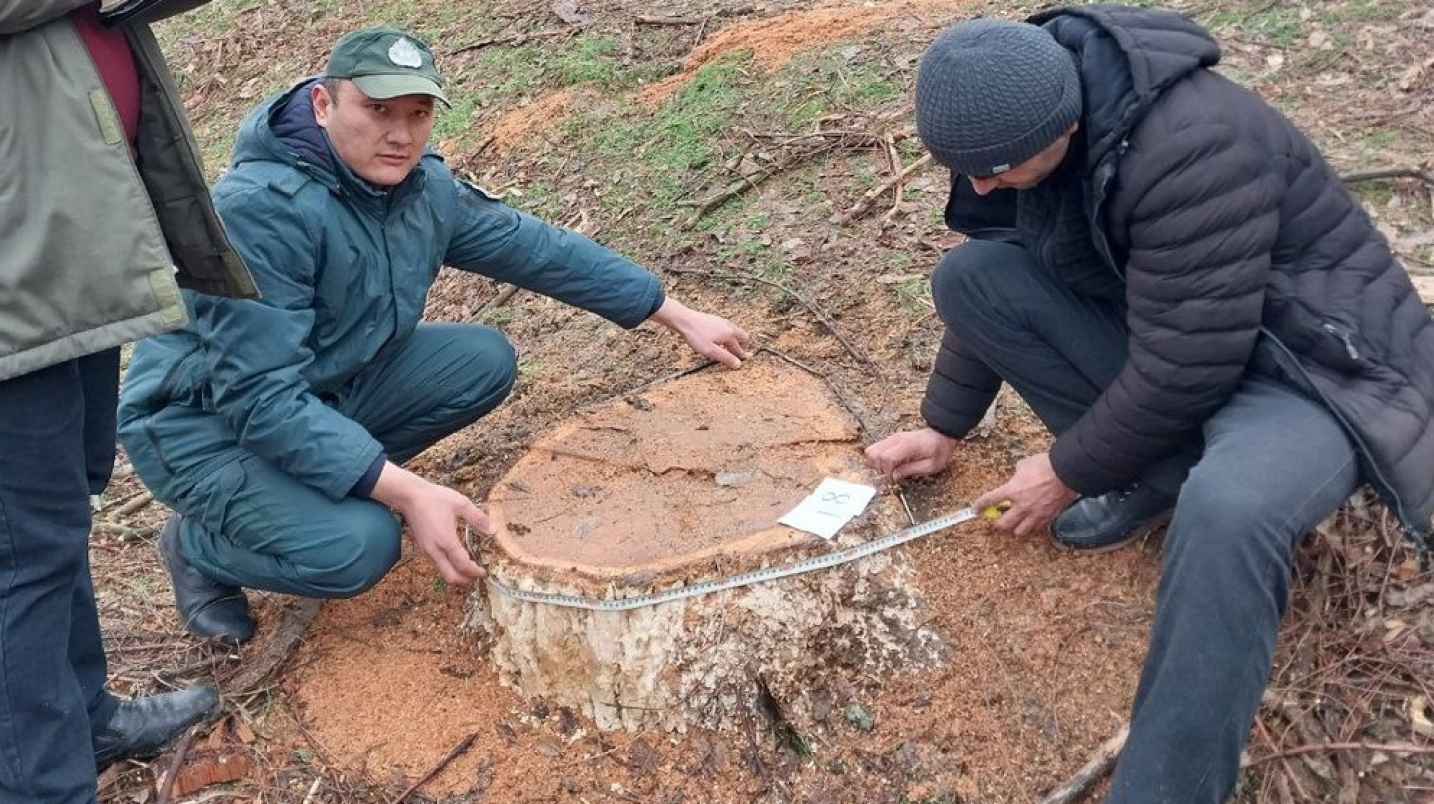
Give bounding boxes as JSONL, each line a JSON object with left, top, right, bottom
{"left": 159, "top": 514, "right": 255, "bottom": 645}
{"left": 94, "top": 685, "right": 220, "bottom": 771}
{"left": 1050, "top": 485, "right": 1174, "bottom": 552}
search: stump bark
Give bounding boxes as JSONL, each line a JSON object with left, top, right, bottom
{"left": 463, "top": 356, "right": 949, "bottom": 731}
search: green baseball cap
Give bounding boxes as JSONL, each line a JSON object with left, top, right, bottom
{"left": 325, "top": 26, "right": 449, "bottom": 105}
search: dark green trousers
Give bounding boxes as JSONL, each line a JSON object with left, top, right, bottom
{"left": 145, "top": 323, "right": 514, "bottom": 598}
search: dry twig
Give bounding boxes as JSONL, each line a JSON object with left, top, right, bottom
{"left": 387, "top": 731, "right": 477, "bottom": 804}
{"left": 1340, "top": 164, "right": 1434, "bottom": 186}
{"left": 635, "top": 14, "right": 705, "bottom": 25}
{"left": 834, "top": 153, "right": 934, "bottom": 224}
{"left": 1037, "top": 721, "right": 1129, "bottom": 804}
{"left": 444, "top": 28, "right": 570, "bottom": 56}
{"left": 155, "top": 724, "right": 203, "bottom": 804}
{"left": 1244, "top": 740, "right": 1434, "bottom": 765}
{"left": 663, "top": 266, "right": 877, "bottom": 374}
{"left": 221, "top": 597, "right": 321, "bottom": 695}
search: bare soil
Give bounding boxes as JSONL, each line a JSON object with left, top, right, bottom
{"left": 92, "top": 1, "right": 1434, "bottom": 802}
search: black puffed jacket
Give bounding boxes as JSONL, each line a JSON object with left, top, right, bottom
{"left": 921, "top": 5, "right": 1434, "bottom": 545}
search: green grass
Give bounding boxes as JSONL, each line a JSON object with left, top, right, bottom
{"left": 434, "top": 96, "right": 480, "bottom": 141}
{"left": 1205, "top": 5, "right": 1305, "bottom": 48}
{"left": 713, "top": 238, "right": 794, "bottom": 281}
{"left": 776, "top": 46, "right": 904, "bottom": 130}
{"left": 462, "top": 33, "right": 668, "bottom": 110}
{"left": 571, "top": 54, "right": 752, "bottom": 219}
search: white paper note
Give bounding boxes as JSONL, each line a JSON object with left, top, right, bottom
{"left": 778, "top": 477, "right": 877, "bottom": 540}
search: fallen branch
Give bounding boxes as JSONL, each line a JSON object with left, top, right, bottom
{"left": 1038, "top": 722, "right": 1130, "bottom": 804}
{"left": 155, "top": 724, "right": 202, "bottom": 804}
{"left": 680, "top": 166, "right": 787, "bottom": 218}
{"left": 1243, "top": 740, "right": 1434, "bottom": 766}
{"left": 682, "top": 143, "right": 845, "bottom": 219}
{"left": 834, "top": 153, "right": 934, "bottom": 224}
{"left": 93, "top": 521, "right": 148, "bottom": 541}
{"left": 116, "top": 491, "right": 155, "bottom": 517}
{"left": 388, "top": 732, "right": 477, "bottom": 804}
{"left": 100, "top": 486, "right": 148, "bottom": 513}
{"left": 1340, "top": 164, "right": 1434, "bottom": 186}
{"left": 472, "top": 283, "right": 523, "bottom": 323}
{"left": 664, "top": 266, "right": 877, "bottom": 375}
{"left": 635, "top": 14, "right": 705, "bottom": 25}
{"left": 444, "top": 28, "right": 570, "bottom": 56}
{"left": 743, "top": 128, "right": 914, "bottom": 148}
{"left": 220, "top": 597, "right": 321, "bottom": 695}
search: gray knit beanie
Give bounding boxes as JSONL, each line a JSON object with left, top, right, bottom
{"left": 915, "top": 19, "right": 1082, "bottom": 176}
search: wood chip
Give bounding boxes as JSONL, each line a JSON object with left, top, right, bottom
{"left": 157, "top": 750, "right": 253, "bottom": 799}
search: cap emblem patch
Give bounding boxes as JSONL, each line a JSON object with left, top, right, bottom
{"left": 388, "top": 38, "right": 424, "bottom": 68}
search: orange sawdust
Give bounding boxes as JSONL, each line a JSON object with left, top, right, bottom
{"left": 636, "top": 0, "right": 965, "bottom": 105}
{"left": 485, "top": 87, "right": 595, "bottom": 155}
{"left": 482, "top": 0, "right": 972, "bottom": 149}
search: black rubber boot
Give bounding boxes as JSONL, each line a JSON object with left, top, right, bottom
{"left": 159, "top": 514, "right": 255, "bottom": 645}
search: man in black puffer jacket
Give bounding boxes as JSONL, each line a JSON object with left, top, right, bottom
{"left": 865, "top": 5, "right": 1434, "bottom": 802}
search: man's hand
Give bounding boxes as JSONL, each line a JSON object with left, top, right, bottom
{"left": 370, "top": 463, "right": 491, "bottom": 587}
{"left": 864, "top": 428, "right": 958, "bottom": 481}
{"left": 648, "top": 297, "right": 753, "bottom": 369}
{"left": 973, "top": 451, "right": 1078, "bottom": 537}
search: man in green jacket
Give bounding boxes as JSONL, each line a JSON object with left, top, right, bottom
{"left": 118, "top": 26, "right": 752, "bottom": 646}
{"left": 0, "top": 3, "right": 257, "bottom": 802}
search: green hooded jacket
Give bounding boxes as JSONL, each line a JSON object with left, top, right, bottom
{"left": 118, "top": 80, "right": 662, "bottom": 501}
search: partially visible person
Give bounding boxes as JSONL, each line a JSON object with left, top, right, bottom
{"left": 866, "top": 6, "right": 1433, "bottom": 803}
{"left": 118, "top": 26, "right": 752, "bottom": 647}
{"left": 0, "top": 2, "right": 258, "bottom": 802}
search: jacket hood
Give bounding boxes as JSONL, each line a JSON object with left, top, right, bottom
{"left": 1031, "top": 5, "right": 1220, "bottom": 162}
{"left": 231, "top": 78, "right": 344, "bottom": 187}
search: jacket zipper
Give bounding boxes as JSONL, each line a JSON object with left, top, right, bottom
{"left": 1321, "top": 322, "right": 1361, "bottom": 361}
{"left": 1260, "top": 327, "right": 1427, "bottom": 556}
{"left": 1087, "top": 140, "right": 1427, "bottom": 557}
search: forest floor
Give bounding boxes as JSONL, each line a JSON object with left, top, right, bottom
{"left": 91, "top": 0, "right": 1433, "bottom": 802}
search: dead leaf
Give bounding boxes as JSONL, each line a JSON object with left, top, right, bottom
{"left": 1411, "top": 275, "right": 1434, "bottom": 306}
{"left": 1398, "top": 64, "right": 1425, "bottom": 92}
{"left": 550, "top": 0, "right": 592, "bottom": 27}
{"left": 1408, "top": 696, "right": 1434, "bottom": 738}
{"left": 1383, "top": 619, "right": 1410, "bottom": 643}
{"left": 627, "top": 737, "right": 658, "bottom": 774}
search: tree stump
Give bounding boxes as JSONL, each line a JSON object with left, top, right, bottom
{"left": 463, "top": 355, "right": 949, "bottom": 731}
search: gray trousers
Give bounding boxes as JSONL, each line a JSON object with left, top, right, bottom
{"left": 932, "top": 240, "right": 1358, "bottom": 803}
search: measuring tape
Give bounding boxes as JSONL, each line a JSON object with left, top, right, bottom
{"left": 484, "top": 505, "right": 1002, "bottom": 612}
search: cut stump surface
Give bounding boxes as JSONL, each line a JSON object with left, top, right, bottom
{"left": 466, "top": 355, "right": 948, "bottom": 730}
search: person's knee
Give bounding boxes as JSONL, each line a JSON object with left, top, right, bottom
{"left": 297, "top": 509, "right": 402, "bottom": 598}
{"left": 1165, "top": 471, "right": 1297, "bottom": 591}
{"left": 459, "top": 325, "right": 517, "bottom": 410}
{"left": 930, "top": 240, "right": 1031, "bottom": 324}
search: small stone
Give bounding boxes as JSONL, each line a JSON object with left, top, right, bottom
{"left": 844, "top": 702, "right": 874, "bottom": 732}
